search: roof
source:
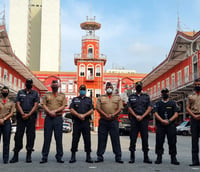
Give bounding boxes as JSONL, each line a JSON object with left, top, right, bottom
{"left": 0, "top": 25, "right": 47, "bottom": 91}
{"left": 141, "top": 30, "right": 200, "bottom": 87}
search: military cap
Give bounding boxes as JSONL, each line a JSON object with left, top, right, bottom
{"left": 26, "top": 78, "right": 33, "bottom": 84}
{"left": 135, "top": 81, "right": 143, "bottom": 86}
{"left": 79, "top": 84, "right": 86, "bottom": 90}
{"left": 161, "top": 88, "right": 169, "bottom": 93}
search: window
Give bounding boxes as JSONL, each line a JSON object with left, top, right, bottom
{"left": 161, "top": 80, "right": 165, "bottom": 89}
{"left": 87, "top": 65, "right": 94, "bottom": 80}
{"left": 9, "top": 74, "right": 12, "bottom": 87}
{"left": 95, "top": 89, "right": 101, "bottom": 98}
{"left": 22, "top": 82, "right": 24, "bottom": 89}
{"left": 68, "top": 80, "right": 73, "bottom": 93}
{"left": 177, "top": 70, "right": 182, "bottom": 86}
{"left": 184, "top": 66, "right": 189, "bottom": 83}
{"left": 157, "top": 82, "right": 160, "bottom": 94}
{"left": 150, "top": 87, "right": 153, "bottom": 97}
{"left": 154, "top": 85, "right": 156, "bottom": 96}
{"left": 166, "top": 78, "right": 169, "bottom": 89}
{"left": 18, "top": 79, "right": 21, "bottom": 89}
{"left": 14, "top": 77, "right": 17, "bottom": 90}
{"left": 61, "top": 82, "right": 67, "bottom": 92}
{"left": 193, "top": 55, "right": 198, "bottom": 80}
{"left": 87, "top": 88, "right": 93, "bottom": 98}
{"left": 79, "top": 65, "right": 85, "bottom": 77}
{"left": 88, "top": 45, "right": 94, "bottom": 58}
{"left": 95, "top": 65, "right": 101, "bottom": 77}
{"left": 171, "top": 73, "right": 175, "bottom": 89}
{"left": 3, "top": 69, "right": 8, "bottom": 84}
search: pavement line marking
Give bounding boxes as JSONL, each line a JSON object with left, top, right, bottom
{"left": 89, "top": 167, "right": 97, "bottom": 169}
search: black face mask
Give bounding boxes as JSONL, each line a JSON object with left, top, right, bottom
{"left": 162, "top": 93, "right": 169, "bottom": 100}
{"left": 1, "top": 92, "right": 8, "bottom": 98}
{"left": 51, "top": 86, "right": 58, "bottom": 92}
{"left": 136, "top": 85, "right": 142, "bottom": 93}
{"left": 195, "top": 86, "right": 200, "bottom": 92}
{"left": 25, "top": 83, "right": 32, "bottom": 90}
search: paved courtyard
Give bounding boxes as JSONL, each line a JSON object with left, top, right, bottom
{"left": 0, "top": 131, "right": 199, "bottom": 172}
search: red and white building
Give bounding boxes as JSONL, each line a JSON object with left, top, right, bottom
{"left": 0, "top": 23, "right": 48, "bottom": 129}
{"left": 142, "top": 31, "right": 200, "bottom": 123}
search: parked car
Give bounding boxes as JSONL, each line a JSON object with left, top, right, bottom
{"left": 62, "top": 118, "right": 72, "bottom": 133}
{"left": 176, "top": 120, "right": 191, "bottom": 136}
{"left": 11, "top": 123, "right": 17, "bottom": 133}
{"left": 118, "top": 104, "right": 131, "bottom": 135}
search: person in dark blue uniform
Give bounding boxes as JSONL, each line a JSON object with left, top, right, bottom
{"left": 128, "top": 81, "right": 152, "bottom": 164}
{"left": 69, "top": 84, "right": 94, "bottom": 163}
{"left": 10, "top": 79, "right": 39, "bottom": 163}
{"left": 154, "top": 88, "right": 179, "bottom": 165}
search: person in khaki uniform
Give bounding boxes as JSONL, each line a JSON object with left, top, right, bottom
{"left": 40, "top": 80, "right": 67, "bottom": 164}
{"left": 95, "top": 82, "right": 124, "bottom": 163}
{"left": 187, "top": 78, "right": 200, "bottom": 166}
{"left": 0, "top": 86, "right": 15, "bottom": 164}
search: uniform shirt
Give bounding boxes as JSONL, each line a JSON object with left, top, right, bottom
{"left": 154, "top": 100, "right": 179, "bottom": 125}
{"left": 42, "top": 92, "right": 67, "bottom": 115}
{"left": 69, "top": 96, "right": 93, "bottom": 120}
{"left": 96, "top": 94, "right": 123, "bottom": 119}
{"left": 0, "top": 98, "right": 15, "bottom": 119}
{"left": 128, "top": 93, "right": 151, "bottom": 115}
{"left": 187, "top": 92, "right": 200, "bottom": 114}
{"left": 16, "top": 89, "right": 39, "bottom": 112}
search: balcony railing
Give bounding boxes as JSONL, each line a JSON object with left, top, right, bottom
{"left": 74, "top": 53, "right": 107, "bottom": 60}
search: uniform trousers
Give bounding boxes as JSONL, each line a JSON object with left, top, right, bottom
{"left": 41, "top": 115, "right": 63, "bottom": 160}
{"left": 13, "top": 114, "right": 36, "bottom": 152}
{"left": 97, "top": 118, "right": 122, "bottom": 160}
{"left": 191, "top": 118, "right": 200, "bottom": 163}
{"left": 0, "top": 120, "right": 11, "bottom": 162}
{"left": 71, "top": 119, "right": 91, "bottom": 152}
{"left": 129, "top": 118, "right": 149, "bottom": 153}
{"left": 155, "top": 123, "right": 177, "bottom": 156}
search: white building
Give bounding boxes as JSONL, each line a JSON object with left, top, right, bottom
{"left": 9, "top": 0, "right": 60, "bottom": 71}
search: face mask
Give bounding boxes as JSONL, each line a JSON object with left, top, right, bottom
{"left": 2, "top": 92, "right": 8, "bottom": 98}
{"left": 79, "top": 90, "right": 86, "bottom": 96}
{"left": 106, "top": 88, "right": 113, "bottom": 94}
{"left": 136, "top": 85, "right": 142, "bottom": 93}
{"left": 195, "top": 86, "right": 200, "bottom": 92}
{"left": 25, "top": 83, "right": 32, "bottom": 89}
{"left": 162, "top": 93, "right": 169, "bottom": 100}
{"left": 51, "top": 86, "right": 58, "bottom": 92}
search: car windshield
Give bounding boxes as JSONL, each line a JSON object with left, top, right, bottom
{"left": 179, "top": 121, "right": 187, "bottom": 127}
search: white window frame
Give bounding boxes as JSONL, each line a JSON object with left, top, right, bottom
{"left": 166, "top": 77, "right": 169, "bottom": 89}
{"left": 184, "top": 66, "right": 189, "bottom": 83}
{"left": 95, "top": 64, "right": 101, "bottom": 77}
{"left": 171, "top": 73, "right": 175, "bottom": 89}
{"left": 177, "top": 70, "right": 182, "bottom": 86}
{"left": 79, "top": 65, "right": 85, "bottom": 77}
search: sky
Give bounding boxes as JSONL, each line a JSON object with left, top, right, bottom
{"left": 1, "top": 0, "right": 200, "bottom": 74}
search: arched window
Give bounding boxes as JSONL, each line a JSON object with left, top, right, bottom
{"left": 95, "top": 65, "right": 101, "bottom": 77}
{"left": 87, "top": 45, "right": 94, "bottom": 58}
{"left": 87, "top": 64, "right": 94, "bottom": 80}
{"left": 193, "top": 55, "right": 198, "bottom": 79}
{"left": 79, "top": 65, "right": 85, "bottom": 77}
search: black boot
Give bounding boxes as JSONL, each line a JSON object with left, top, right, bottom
{"left": 129, "top": 151, "right": 135, "bottom": 163}
{"left": 69, "top": 152, "right": 76, "bottom": 163}
{"left": 155, "top": 154, "right": 162, "bottom": 164}
{"left": 10, "top": 152, "right": 19, "bottom": 163}
{"left": 86, "top": 152, "right": 93, "bottom": 163}
{"left": 171, "top": 155, "right": 180, "bottom": 165}
{"left": 26, "top": 151, "right": 32, "bottom": 163}
{"left": 143, "top": 152, "right": 152, "bottom": 164}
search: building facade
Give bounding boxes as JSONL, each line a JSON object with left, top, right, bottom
{"left": 142, "top": 31, "right": 200, "bottom": 126}
{"left": 9, "top": 0, "right": 60, "bottom": 71}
